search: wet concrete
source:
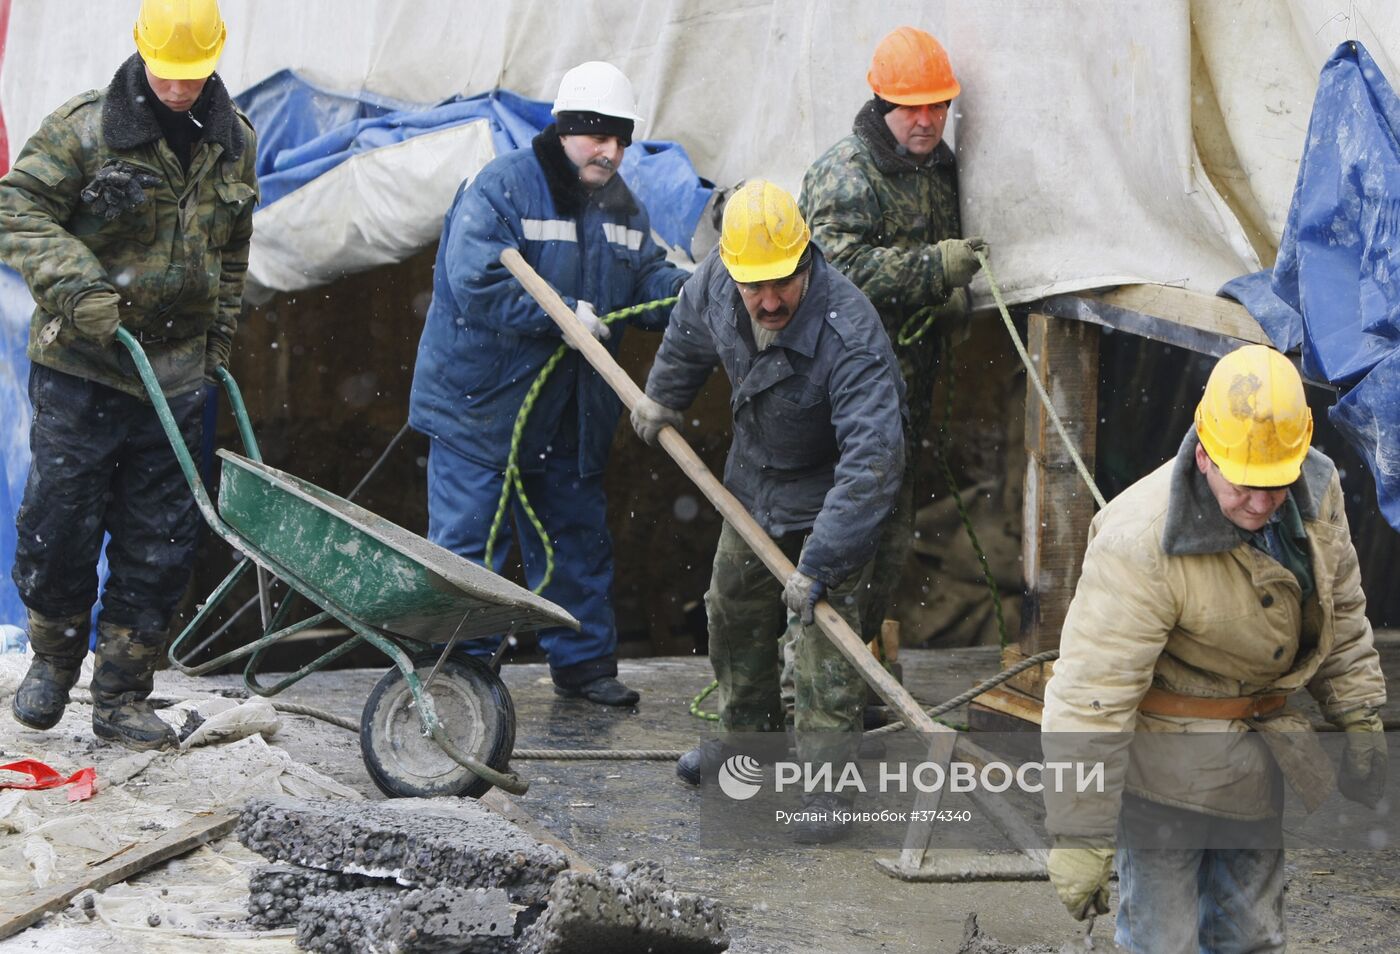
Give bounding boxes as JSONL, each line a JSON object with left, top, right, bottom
{"left": 177, "top": 644, "right": 1400, "bottom": 953}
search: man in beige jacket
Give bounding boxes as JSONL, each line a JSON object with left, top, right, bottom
{"left": 1041, "top": 345, "right": 1387, "bottom": 952}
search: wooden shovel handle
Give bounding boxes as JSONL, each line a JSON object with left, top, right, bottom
{"left": 500, "top": 248, "right": 944, "bottom": 736}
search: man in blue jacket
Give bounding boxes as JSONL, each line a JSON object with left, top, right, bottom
{"left": 632, "top": 181, "right": 907, "bottom": 842}
{"left": 410, "top": 62, "right": 689, "bottom": 706}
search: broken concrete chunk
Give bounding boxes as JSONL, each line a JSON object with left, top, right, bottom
{"left": 519, "top": 862, "right": 728, "bottom": 953}
{"left": 295, "top": 886, "right": 519, "bottom": 954}
{"left": 238, "top": 796, "right": 567, "bottom": 904}
{"left": 248, "top": 864, "right": 380, "bottom": 929}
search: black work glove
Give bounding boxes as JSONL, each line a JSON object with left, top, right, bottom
{"left": 81, "top": 161, "right": 161, "bottom": 221}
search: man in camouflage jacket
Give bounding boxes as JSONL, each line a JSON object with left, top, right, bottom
{"left": 799, "top": 26, "right": 985, "bottom": 645}
{"left": 0, "top": 0, "right": 258, "bottom": 750}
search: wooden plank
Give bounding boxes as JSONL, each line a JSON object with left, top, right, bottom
{"left": 999, "top": 645, "right": 1057, "bottom": 699}
{"left": 1093, "top": 284, "right": 1269, "bottom": 345}
{"left": 1020, "top": 313, "right": 1099, "bottom": 658}
{"left": 0, "top": 809, "right": 239, "bottom": 941}
{"left": 969, "top": 685, "right": 1045, "bottom": 726}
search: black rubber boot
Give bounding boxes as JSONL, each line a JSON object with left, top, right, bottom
{"left": 793, "top": 793, "right": 853, "bottom": 845}
{"left": 553, "top": 676, "right": 640, "bottom": 707}
{"left": 11, "top": 610, "right": 89, "bottom": 731}
{"left": 13, "top": 656, "right": 84, "bottom": 730}
{"left": 90, "top": 622, "right": 176, "bottom": 751}
{"left": 676, "top": 738, "right": 731, "bottom": 786}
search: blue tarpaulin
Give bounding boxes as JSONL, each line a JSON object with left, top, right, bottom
{"left": 0, "top": 267, "right": 32, "bottom": 628}
{"left": 235, "top": 71, "right": 713, "bottom": 255}
{"left": 1221, "top": 41, "right": 1400, "bottom": 530}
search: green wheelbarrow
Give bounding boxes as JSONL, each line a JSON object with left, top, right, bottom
{"left": 115, "top": 328, "right": 578, "bottom": 800}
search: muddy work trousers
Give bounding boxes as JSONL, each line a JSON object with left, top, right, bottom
{"left": 1114, "top": 795, "right": 1285, "bottom": 953}
{"left": 12, "top": 364, "right": 203, "bottom": 636}
{"left": 705, "top": 520, "right": 871, "bottom": 770}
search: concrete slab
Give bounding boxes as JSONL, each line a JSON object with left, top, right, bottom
{"left": 518, "top": 861, "right": 727, "bottom": 954}
{"left": 247, "top": 864, "right": 378, "bottom": 929}
{"left": 295, "top": 885, "right": 517, "bottom": 954}
{"left": 238, "top": 795, "right": 566, "bottom": 905}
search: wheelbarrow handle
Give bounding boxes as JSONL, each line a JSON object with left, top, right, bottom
{"left": 114, "top": 326, "right": 225, "bottom": 535}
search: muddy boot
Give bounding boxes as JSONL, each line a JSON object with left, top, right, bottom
{"left": 11, "top": 610, "right": 89, "bottom": 731}
{"left": 90, "top": 622, "right": 175, "bottom": 751}
{"left": 792, "top": 793, "right": 853, "bottom": 845}
{"left": 676, "top": 738, "right": 732, "bottom": 786}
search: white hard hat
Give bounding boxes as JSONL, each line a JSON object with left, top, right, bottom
{"left": 552, "top": 61, "right": 642, "bottom": 123}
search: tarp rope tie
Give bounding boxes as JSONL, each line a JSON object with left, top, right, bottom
{"left": 485, "top": 297, "right": 677, "bottom": 594}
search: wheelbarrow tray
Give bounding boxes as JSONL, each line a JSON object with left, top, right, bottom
{"left": 215, "top": 449, "right": 577, "bottom": 643}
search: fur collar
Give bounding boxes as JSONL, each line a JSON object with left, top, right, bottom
{"left": 532, "top": 125, "right": 639, "bottom": 219}
{"left": 1161, "top": 425, "right": 1330, "bottom": 556}
{"left": 102, "top": 53, "right": 244, "bottom": 159}
{"left": 852, "top": 98, "right": 955, "bottom": 176}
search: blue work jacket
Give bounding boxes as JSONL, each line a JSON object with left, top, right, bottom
{"left": 410, "top": 131, "right": 687, "bottom": 476}
{"left": 643, "top": 247, "right": 907, "bottom": 587}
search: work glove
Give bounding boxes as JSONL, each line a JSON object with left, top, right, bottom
{"left": 80, "top": 161, "right": 161, "bottom": 221}
{"left": 204, "top": 334, "right": 232, "bottom": 385}
{"left": 630, "top": 395, "right": 683, "bottom": 447}
{"left": 934, "top": 237, "right": 988, "bottom": 288}
{"left": 1047, "top": 838, "right": 1114, "bottom": 921}
{"left": 782, "top": 570, "right": 826, "bottom": 627}
{"left": 566, "top": 300, "right": 610, "bottom": 349}
{"left": 71, "top": 290, "right": 121, "bottom": 346}
{"left": 1333, "top": 707, "right": 1387, "bottom": 809}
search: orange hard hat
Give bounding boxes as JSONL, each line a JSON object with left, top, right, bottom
{"left": 867, "top": 26, "right": 960, "bottom": 105}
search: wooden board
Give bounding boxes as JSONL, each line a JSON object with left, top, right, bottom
{"left": 1093, "top": 284, "right": 1269, "bottom": 345}
{"left": 1020, "top": 313, "right": 1099, "bottom": 657}
{"left": 0, "top": 810, "right": 239, "bottom": 941}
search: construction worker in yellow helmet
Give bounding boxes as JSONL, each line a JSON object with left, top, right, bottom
{"left": 631, "top": 180, "right": 907, "bottom": 844}
{"left": 1041, "top": 345, "right": 1386, "bottom": 950}
{"left": 1, "top": 0, "right": 257, "bottom": 751}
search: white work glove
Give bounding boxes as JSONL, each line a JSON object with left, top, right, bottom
{"left": 630, "top": 396, "right": 683, "bottom": 447}
{"left": 782, "top": 570, "right": 826, "bottom": 626}
{"left": 566, "top": 300, "right": 610, "bottom": 349}
{"left": 1047, "top": 838, "right": 1114, "bottom": 921}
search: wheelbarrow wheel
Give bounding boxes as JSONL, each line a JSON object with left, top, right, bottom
{"left": 360, "top": 652, "right": 515, "bottom": 799}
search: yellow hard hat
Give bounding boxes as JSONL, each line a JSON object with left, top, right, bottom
{"left": 134, "top": 0, "right": 227, "bottom": 81}
{"left": 718, "top": 180, "right": 811, "bottom": 284}
{"left": 1195, "top": 345, "right": 1313, "bottom": 488}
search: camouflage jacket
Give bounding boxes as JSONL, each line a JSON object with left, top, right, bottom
{"left": 800, "top": 99, "right": 964, "bottom": 332}
{"left": 0, "top": 54, "right": 258, "bottom": 398}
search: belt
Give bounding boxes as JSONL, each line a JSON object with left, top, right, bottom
{"left": 1138, "top": 687, "right": 1289, "bottom": 720}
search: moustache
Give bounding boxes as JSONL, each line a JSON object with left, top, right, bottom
{"left": 588, "top": 156, "right": 617, "bottom": 172}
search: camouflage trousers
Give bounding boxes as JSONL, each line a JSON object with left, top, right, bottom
{"left": 705, "top": 520, "right": 872, "bottom": 768}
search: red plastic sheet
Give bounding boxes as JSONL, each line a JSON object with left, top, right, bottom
{"left": 0, "top": 758, "right": 97, "bottom": 802}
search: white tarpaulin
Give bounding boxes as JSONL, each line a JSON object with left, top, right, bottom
{"left": 3, "top": 0, "right": 1398, "bottom": 304}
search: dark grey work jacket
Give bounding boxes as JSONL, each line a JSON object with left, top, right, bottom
{"left": 644, "top": 246, "right": 906, "bottom": 587}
